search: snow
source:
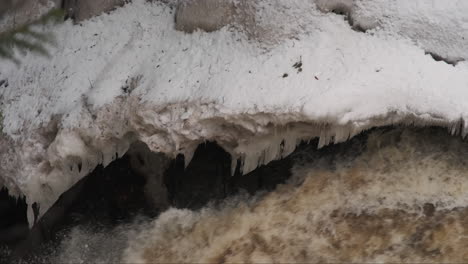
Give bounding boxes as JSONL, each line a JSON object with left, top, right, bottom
{"left": 315, "top": 0, "right": 468, "bottom": 63}
{"left": 0, "top": 0, "right": 468, "bottom": 225}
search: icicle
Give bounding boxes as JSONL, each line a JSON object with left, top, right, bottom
{"left": 263, "top": 142, "right": 280, "bottom": 167}
{"left": 27, "top": 203, "right": 35, "bottom": 228}
{"left": 318, "top": 129, "right": 330, "bottom": 148}
{"left": 116, "top": 140, "right": 131, "bottom": 159}
{"left": 334, "top": 125, "right": 351, "bottom": 143}
{"left": 449, "top": 121, "right": 458, "bottom": 135}
{"left": 243, "top": 151, "right": 260, "bottom": 175}
{"left": 102, "top": 149, "right": 113, "bottom": 167}
{"left": 239, "top": 156, "right": 245, "bottom": 175}
{"left": 182, "top": 146, "right": 197, "bottom": 169}
{"left": 231, "top": 155, "right": 238, "bottom": 176}
{"left": 282, "top": 135, "right": 297, "bottom": 158}
{"left": 457, "top": 118, "right": 464, "bottom": 137}
{"left": 462, "top": 119, "right": 468, "bottom": 138}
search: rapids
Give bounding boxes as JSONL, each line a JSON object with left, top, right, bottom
{"left": 14, "top": 127, "right": 468, "bottom": 263}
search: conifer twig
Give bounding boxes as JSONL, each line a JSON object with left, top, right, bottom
{"left": 0, "top": 8, "right": 64, "bottom": 64}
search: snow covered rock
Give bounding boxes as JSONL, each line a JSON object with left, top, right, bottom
{"left": 1, "top": 0, "right": 468, "bottom": 225}
{"left": 314, "top": 0, "right": 468, "bottom": 63}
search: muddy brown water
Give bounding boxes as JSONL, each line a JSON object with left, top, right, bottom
{"left": 3, "top": 126, "right": 468, "bottom": 263}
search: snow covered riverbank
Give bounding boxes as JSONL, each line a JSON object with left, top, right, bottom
{"left": 1, "top": 0, "right": 468, "bottom": 229}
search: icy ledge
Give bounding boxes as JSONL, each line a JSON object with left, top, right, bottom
{"left": 1, "top": 0, "right": 468, "bottom": 224}
{"left": 3, "top": 98, "right": 467, "bottom": 226}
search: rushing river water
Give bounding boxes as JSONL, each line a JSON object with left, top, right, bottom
{"left": 13, "top": 127, "right": 468, "bottom": 263}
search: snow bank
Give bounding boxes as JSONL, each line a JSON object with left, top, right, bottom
{"left": 0, "top": 0, "right": 468, "bottom": 224}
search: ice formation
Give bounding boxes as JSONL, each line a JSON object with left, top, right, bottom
{"left": 1, "top": 0, "right": 468, "bottom": 225}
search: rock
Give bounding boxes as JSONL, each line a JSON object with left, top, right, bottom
{"left": 62, "top": 0, "right": 127, "bottom": 22}
{"left": 0, "top": 0, "right": 53, "bottom": 33}
{"left": 314, "top": 0, "right": 354, "bottom": 14}
{"left": 174, "top": 0, "right": 313, "bottom": 46}
{"left": 175, "top": 0, "right": 238, "bottom": 33}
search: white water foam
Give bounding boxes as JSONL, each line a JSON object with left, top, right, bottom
{"left": 27, "top": 127, "right": 468, "bottom": 263}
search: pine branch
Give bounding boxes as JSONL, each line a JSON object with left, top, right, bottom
{"left": 0, "top": 45, "right": 19, "bottom": 64}
{"left": 0, "top": 8, "right": 64, "bottom": 65}
{"left": 11, "top": 37, "right": 50, "bottom": 56}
